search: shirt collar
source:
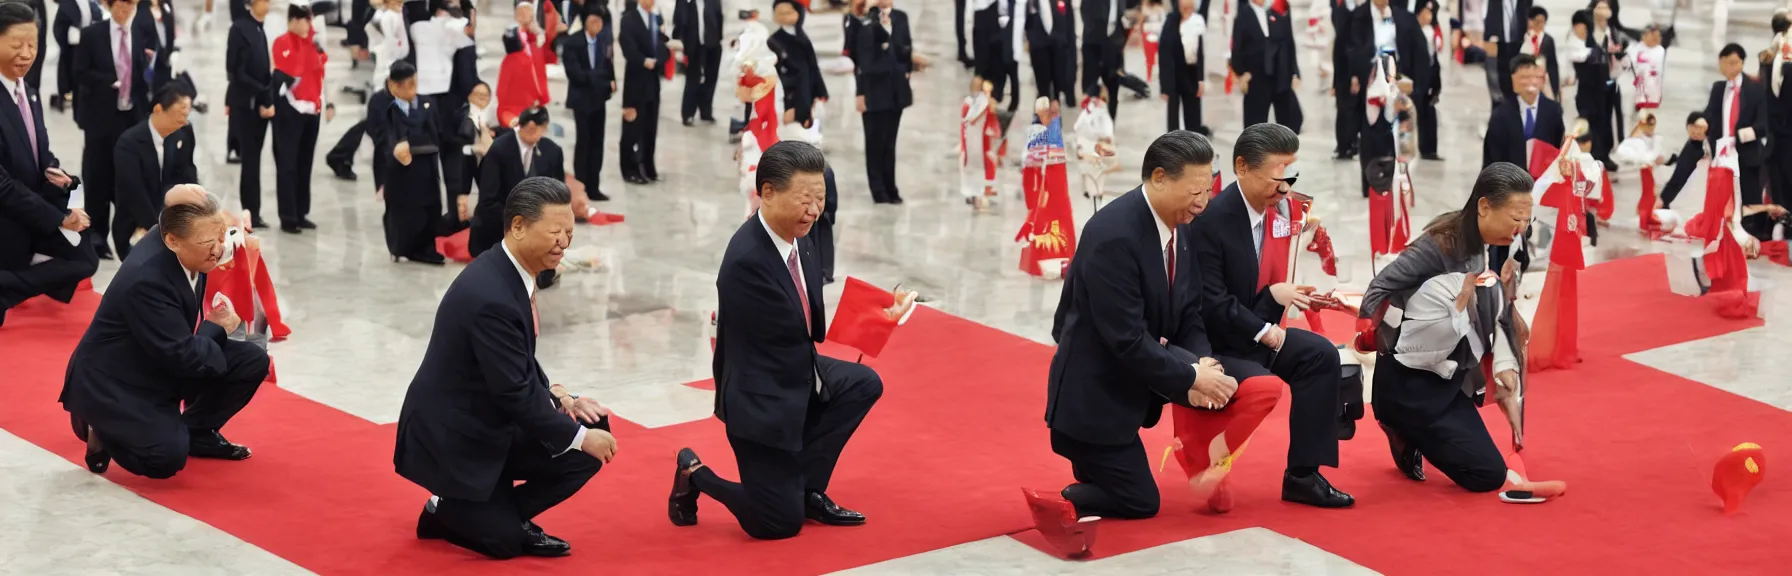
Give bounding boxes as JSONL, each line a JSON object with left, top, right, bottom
{"left": 499, "top": 239, "right": 538, "bottom": 298}
{"left": 151, "top": 124, "right": 168, "bottom": 149}
{"left": 759, "top": 213, "right": 797, "bottom": 264}
{"left": 0, "top": 75, "right": 20, "bottom": 102}
{"left": 1138, "top": 189, "right": 1174, "bottom": 247}
{"left": 1246, "top": 198, "right": 1267, "bottom": 229}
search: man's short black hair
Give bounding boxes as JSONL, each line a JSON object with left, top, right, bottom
{"left": 1773, "top": 12, "right": 1790, "bottom": 34}
{"left": 389, "top": 60, "right": 418, "bottom": 83}
{"left": 517, "top": 106, "right": 551, "bottom": 126}
{"left": 152, "top": 83, "right": 194, "bottom": 111}
{"left": 586, "top": 6, "right": 609, "bottom": 23}
{"left": 288, "top": 4, "right": 312, "bottom": 20}
{"left": 1719, "top": 43, "right": 1748, "bottom": 61}
{"left": 1232, "top": 123, "right": 1299, "bottom": 170}
{"left": 1687, "top": 111, "right": 1707, "bottom": 126}
{"left": 1528, "top": 5, "right": 1548, "bottom": 20}
{"left": 0, "top": 2, "right": 35, "bottom": 36}
{"left": 1141, "top": 130, "right": 1215, "bottom": 182}
{"left": 1508, "top": 53, "right": 1541, "bottom": 76}
{"left": 503, "top": 177, "right": 573, "bottom": 227}
{"left": 755, "top": 141, "right": 828, "bottom": 195}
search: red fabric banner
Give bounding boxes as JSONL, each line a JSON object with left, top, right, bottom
{"left": 824, "top": 277, "right": 902, "bottom": 358}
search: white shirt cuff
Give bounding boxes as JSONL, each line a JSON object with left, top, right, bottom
{"left": 1253, "top": 323, "right": 1272, "bottom": 342}
{"left": 561, "top": 425, "right": 588, "bottom": 456}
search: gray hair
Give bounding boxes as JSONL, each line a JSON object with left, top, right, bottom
{"left": 1232, "top": 123, "right": 1301, "bottom": 170}
{"left": 503, "top": 176, "right": 573, "bottom": 228}
{"left": 1141, "top": 130, "right": 1215, "bottom": 182}
{"left": 158, "top": 192, "right": 224, "bottom": 239}
{"left": 755, "top": 141, "right": 828, "bottom": 196}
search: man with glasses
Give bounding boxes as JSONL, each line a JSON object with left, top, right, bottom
{"left": 1183, "top": 122, "right": 1354, "bottom": 509}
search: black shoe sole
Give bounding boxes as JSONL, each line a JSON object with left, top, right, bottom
{"left": 670, "top": 448, "right": 700, "bottom": 526}
{"left": 804, "top": 513, "right": 867, "bottom": 527}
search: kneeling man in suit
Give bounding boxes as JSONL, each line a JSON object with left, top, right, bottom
{"left": 670, "top": 141, "right": 895, "bottom": 540}
{"left": 395, "top": 177, "right": 618, "bottom": 559}
{"left": 60, "top": 190, "right": 268, "bottom": 478}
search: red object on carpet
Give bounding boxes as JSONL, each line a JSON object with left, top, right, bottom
{"left": 1, "top": 255, "right": 1788, "bottom": 575}
{"left": 1713, "top": 443, "right": 1767, "bottom": 515}
{"left": 824, "top": 277, "right": 900, "bottom": 358}
{"left": 1021, "top": 488, "right": 1097, "bottom": 558}
{"left": 437, "top": 229, "right": 473, "bottom": 263}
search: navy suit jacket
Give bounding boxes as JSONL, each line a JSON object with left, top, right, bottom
{"left": 1182, "top": 183, "right": 1284, "bottom": 358}
{"left": 712, "top": 214, "right": 827, "bottom": 452}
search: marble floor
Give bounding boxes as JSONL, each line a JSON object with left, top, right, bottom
{"left": 3, "top": 0, "right": 1789, "bottom": 573}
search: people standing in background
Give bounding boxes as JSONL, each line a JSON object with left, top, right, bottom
{"left": 1482, "top": 54, "right": 1565, "bottom": 169}
{"left": 1480, "top": 0, "right": 1530, "bottom": 108}
{"left": 1765, "top": 16, "right": 1791, "bottom": 212}
{"left": 1586, "top": 0, "right": 1626, "bottom": 171}
{"left": 1158, "top": 0, "right": 1207, "bottom": 136}
{"left": 565, "top": 8, "right": 616, "bottom": 202}
{"left": 51, "top": 0, "right": 103, "bottom": 112}
{"left": 21, "top": 0, "right": 43, "bottom": 98}
{"left": 445, "top": 82, "right": 498, "bottom": 210}
{"left": 1082, "top": 0, "right": 1132, "bottom": 121}
{"left": 971, "top": 0, "right": 1023, "bottom": 114}
{"left": 1025, "top": 0, "right": 1075, "bottom": 107}
{"left": 1412, "top": 0, "right": 1444, "bottom": 160}
{"left": 373, "top": 61, "right": 448, "bottom": 265}
{"left": 620, "top": 0, "right": 672, "bottom": 184}
{"left": 768, "top": 0, "right": 827, "bottom": 142}
{"left": 1519, "top": 7, "right": 1559, "bottom": 101}
{"left": 112, "top": 85, "right": 197, "bottom": 260}
{"left": 270, "top": 4, "right": 331, "bottom": 235}
{"left": 325, "top": 0, "right": 410, "bottom": 181}
{"left": 1232, "top": 0, "right": 1303, "bottom": 131}
{"left": 472, "top": 107, "right": 565, "bottom": 260}
{"left": 226, "top": 0, "right": 274, "bottom": 229}
{"left": 1705, "top": 43, "right": 1773, "bottom": 241}
{"left": 855, "top": 0, "right": 911, "bottom": 205}
{"left": 72, "top": 0, "right": 152, "bottom": 259}
{"left": 496, "top": 2, "right": 550, "bottom": 125}
{"left": 955, "top": 0, "right": 972, "bottom": 67}
{"left": 674, "top": 0, "right": 722, "bottom": 125}
{"left": 1330, "top": 0, "right": 1360, "bottom": 160}
{"left": 0, "top": 1, "right": 97, "bottom": 328}
{"left": 1565, "top": 10, "right": 1614, "bottom": 170}
{"left": 438, "top": 14, "right": 483, "bottom": 199}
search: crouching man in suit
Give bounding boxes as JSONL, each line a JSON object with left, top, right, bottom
{"left": 396, "top": 177, "right": 618, "bottom": 559}
{"left": 60, "top": 189, "right": 268, "bottom": 478}
{"left": 670, "top": 141, "right": 895, "bottom": 540}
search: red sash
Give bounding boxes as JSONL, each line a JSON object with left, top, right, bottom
{"left": 1256, "top": 203, "right": 1290, "bottom": 292}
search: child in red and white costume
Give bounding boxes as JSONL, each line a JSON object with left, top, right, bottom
{"left": 1073, "top": 92, "right": 1118, "bottom": 207}
{"left": 731, "top": 16, "right": 781, "bottom": 219}
{"left": 1623, "top": 25, "right": 1667, "bottom": 112}
{"left": 960, "top": 78, "right": 1000, "bottom": 210}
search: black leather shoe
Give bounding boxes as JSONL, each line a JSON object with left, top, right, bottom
{"left": 406, "top": 253, "right": 447, "bottom": 266}
{"left": 1421, "top": 153, "right": 1445, "bottom": 161}
{"left": 280, "top": 225, "right": 302, "bottom": 234}
{"left": 329, "top": 162, "right": 357, "bottom": 181}
{"left": 588, "top": 189, "right": 611, "bottom": 202}
{"left": 188, "top": 430, "right": 252, "bottom": 460}
{"left": 250, "top": 216, "right": 270, "bottom": 230}
{"left": 682, "top": 117, "right": 695, "bottom": 126}
{"left": 669, "top": 448, "right": 701, "bottom": 526}
{"left": 94, "top": 244, "right": 113, "bottom": 260}
{"left": 804, "top": 492, "right": 866, "bottom": 526}
{"left": 1381, "top": 423, "right": 1425, "bottom": 481}
{"left": 1281, "top": 470, "right": 1355, "bottom": 508}
{"left": 72, "top": 415, "right": 109, "bottom": 473}
{"left": 416, "top": 499, "right": 445, "bottom": 539}
{"left": 1336, "top": 418, "right": 1357, "bottom": 441}
{"left": 295, "top": 219, "right": 318, "bottom": 230}
{"left": 522, "top": 523, "right": 571, "bottom": 557}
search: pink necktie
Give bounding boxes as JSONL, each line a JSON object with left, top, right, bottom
{"left": 116, "top": 27, "right": 131, "bottom": 107}
{"left": 787, "top": 250, "right": 809, "bottom": 328}
{"left": 16, "top": 84, "right": 35, "bottom": 165}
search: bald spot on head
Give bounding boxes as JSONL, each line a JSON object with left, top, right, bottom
{"left": 165, "top": 184, "right": 208, "bottom": 209}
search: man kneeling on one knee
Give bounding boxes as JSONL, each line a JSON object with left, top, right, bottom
{"left": 61, "top": 189, "right": 269, "bottom": 479}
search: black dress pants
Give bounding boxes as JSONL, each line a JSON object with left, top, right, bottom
{"left": 1335, "top": 86, "right": 1363, "bottom": 155}
{"left": 681, "top": 44, "right": 723, "bottom": 121}
{"left": 1030, "top": 46, "right": 1076, "bottom": 107}
{"left": 272, "top": 106, "right": 321, "bottom": 226}
{"left": 690, "top": 357, "right": 882, "bottom": 540}
{"left": 434, "top": 436, "right": 604, "bottom": 559}
{"left": 1167, "top": 83, "right": 1204, "bottom": 134}
{"left": 1768, "top": 135, "right": 1792, "bottom": 213}
{"left": 1372, "top": 357, "right": 1506, "bottom": 493}
{"left": 1242, "top": 87, "right": 1303, "bottom": 133}
{"left": 1740, "top": 166, "right": 1770, "bottom": 241}
{"left": 0, "top": 233, "right": 99, "bottom": 312}
{"left": 231, "top": 108, "right": 272, "bottom": 219}
{"left": 325, "top": 119, "right": 366, "bottom": 169}
{"left": 572, "top": 105, "right": 607, "bottom": 197}
{"left": 82, "top": 109, "right": 135, "bottom": 251}
{"left": 95, "top": 340, "right": 269, "bottom": 479}
{"left": 1417, "top": 78, "right": 1440, "bottom": 156}
{"left": 1240, "top": 327, "right": 1340, "bottom": 468}
{"left": 862, "top": 109, "right": 903, "bottom": 202}
{"left": 1051, "top": 431, "right": 1158, "bottom": 519}
{"left": 620, "top": 99, "right": 661, "bottom": 179}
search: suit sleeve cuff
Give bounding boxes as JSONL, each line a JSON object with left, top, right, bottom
{"left": 560, "top": 425, "right": 587, "bottom": 456}
{"left": 1253, "top": 323, "right": 1272, "bottom": 342}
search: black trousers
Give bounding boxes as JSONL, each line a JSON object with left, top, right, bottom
{"left": 681, "top": 44, "right": 723, "bottom": 121}
{"left": 1051, "top": 430, "right": 1158, "bottom": 519}
{"left": 1417, "top": 85, "right": 1440, "bottom": 156}
{"left": 82, "top": 110, "right": 136, "bottom": 251}
{"left": 231, "top": 108, "right": 272, "bottom": 219}
{"left": 620, "top": 98, "right": 661, "bottom": 179}
{"left": 1030, "top": 46, "right": 1076, "bottom": 107}
{"left": 1166, "top": 83, "right": 1204, "bottom": 134}
{"left": 1334, "top": 85, "right": 1362, "bottom": 155}
{"left": 272, "top": 106, "right": 321, "bottom": 225}
{"left": 572, "top": 105, "right": 607, "bottom": 197}
{"left": 0, "top": 233, "right": 98, "bottom": 312}
{"left": 1372, "top": 358, "right": 1506, "bottom": 493}
{"left": 954, "top": 0, "right": 970, "bottom": 59}
{"left": 1740, "top": 166, "right": 1770, "bottom": 240}
{"left": 1581, "top": 92, "right": 1615, "bottom": 167}
{"left": 1085, "top": 64, "right": 1123, "bottom": 121}
{"left": 862, "top": 109, "right": 903, "bottom": 202}
{"left": 96, "top": 340, "right": 268, "bottom": 479}
{"left": 1242, "top": 87, "right": 1303, "bottom": 133}
{"left": 433, "top": 435, "right": 604, "bottom": 558}
{"left": 325, "top": 119, "right": 366, "bottom": 169}
{"left": 690, "top": 357, "right": 882, "bottom": 540}
{"left": 979, "top": 55, "right": 1022, "bottom": 113}
{"left": 1768, "top": 135, "right": 1792, "bottom": 214}
{"left": 1239, "top": 327, "right": 1340, "bottom": 468}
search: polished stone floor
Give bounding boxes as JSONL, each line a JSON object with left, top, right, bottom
{"left": 3, "top": 0, "right": 1789, "bottom": 573}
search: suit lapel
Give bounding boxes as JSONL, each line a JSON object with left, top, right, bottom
{"left": 754, "top": 215, "right": 807, "bottom": 326}
{"left": 1130, "top": 190, "right": 1171, "bottom": 330}
{"left": 0, "top": 93, "right": 32, "bottom": 172}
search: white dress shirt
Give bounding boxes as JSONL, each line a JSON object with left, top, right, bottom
{"left": 518, "top": 133, "right": 535, "bottom": 173}
{"left": 1392, "top": 272, "right": 1520, "bottom": 378}
{"left": 759, "top": 213, "right": 825, "bottom": 393}
{"left": 1373, "top": 7, "right": 1397, "bottom": 55}
{"left": 150, "top": 125, "right": 167, "bottom": 172}
{"left": 499, "top": 239, "right": 587, "bottom": 456}
{"left": 1722, "top": 75, "right": 1740, "bottom": 139}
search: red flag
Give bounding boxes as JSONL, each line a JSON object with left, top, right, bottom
{"left": 204, "top": 241, "right": 292, "bottom": 343}
{"left": 1637, "top": 166, "right": 1662, "bottom": 237}
{"left": 1168, "top": 376, "right": 1282, "bottom": 513}
{"left": 1761, "top": 240, "right": 1790, "bottom": 267}
{"left": 437, "top": 229, "right": 474, "bottom": 263}
{"left": 1021, "top": 488, "right": 1097, "bottom": 558}
{"left": 1593, "top": 171, "right": 1615, "bottom": 221}
{"left": 1527, "top": 140, "right": 1560, "bottom": 180}
{"left": 824, "top": 277, "right": 902, "bottom": 358}
{"left": 1529, "top": 263, "right": 1580, "bottom": 371}
{"left": 1712, "top": 443, "right": 1766, "bottom": 515}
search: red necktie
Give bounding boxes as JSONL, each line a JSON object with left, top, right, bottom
{"left": 1529, "top": 34, "right": 1539, "bottom": 55}
{"left": 531, "top": 296, "right": 540, "bottom": 337}
{"left": 787, "top": 250, "right": 809, "bottom": 328}
{"left": 1165, "top": 231, "right": 1176, "bottom": 295}
{"left": 1728, "top": 83, "right": 1740, "bottom": 138}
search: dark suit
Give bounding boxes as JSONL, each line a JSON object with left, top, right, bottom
{"left": 470, "top": 132, "right": 566, "bottom": 257}
{"left": 1481, "top": 96, "right": 1565, "bottom": 169}
{"left": 1330, "top": 0, "right": 1360, "bottom": 155}
{"left": 133, "top": 0, "right": 178, "bottom": 91}
{"left": 1706, "top": 77, "right": 1774, "bottom": 239}
{"left": 112, "top": 121, "right": 197, "bottom": 260}
{"left": 769, "top": 27, "right": 829, "bottom": 128}
{"left": 226, "top": 17, "right": 274, "bottom": 221}
{"left": 973, "top": 0, "right": 1022, "bottom": 110}
{"left": 1414, "top": 25, "right": 1445, "bottom": 156}
{"left": 59, "top": 247, "right": 269, "bottom": 479}
{"left": 1571, "top": 31, "right": 1619, "bottom": 166}
{"left": 0, "top": 78, "right": 97, "bottom": 319}
{"left": 52, "top": 0, "right": 104, "bottom": 100}
{"left": 73, "top": 19, "right": 155, "bottom": 253}
{"left": 1658, "top": 137, "right": 1706, "bottom": 209}
{"left": 1767, "top": 63, "right": 1792, "bottom": 213}
{"left": 395, "top": 248, "right": 602, "bottom": 559}
{"left": 1522, "top": 32, "right": 1561, "bottom": 102}
{"left": 1183, "top": 184, "right": 1341, "bottom": 469}
{"left": 23, "top": 0, "right": 45, "bottom": 93}
{"left": 1081, "top": 0, "right": 1133, "bottom": 120}
{"left": 565, "top": 32, "right": 616, "bottom": 199}
{"left": 854, "top": 8, "right": 913, "bottom": 203}
{"left": 373, "top": 96, "right": 446, "bottom": 261}
{"left": 1480, "top": 0, "right": 1530, "bottom": 105}
{"left": 1159, "top": 3, "right": 1209, "bottom": 134}
{"left": 1025, "top": 0, "right": 1076, "bottom": 107}
{"left": 619, "top": 6, "right": 669, "bottom": 180}
{"left": 1231, "top": 3, "right": 1302, "bottom": 131}
{"left": 693, "top": 214, "right": 883, "bottom": 540}
{"left": 673, "top": 0, "right": 723, "bottom": 121}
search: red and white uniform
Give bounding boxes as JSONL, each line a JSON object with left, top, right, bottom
{"left": 1017, "top": 109, "right": 1074, "bottom": 278}
{"left": 1625, "top": 43, "right": 1665, "bottom": 110}
{"left": 961, "top": 91, "right": 998, "bottom": 199}
{"left": 732, "top": 21, "right": 781, "bottom": 219}
{"left": 1073, "top": 97, "right": 1116, "bottom": 202}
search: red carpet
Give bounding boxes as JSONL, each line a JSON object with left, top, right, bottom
{"left": 1, "top": 254, "right": 1788, "bottom": 574}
